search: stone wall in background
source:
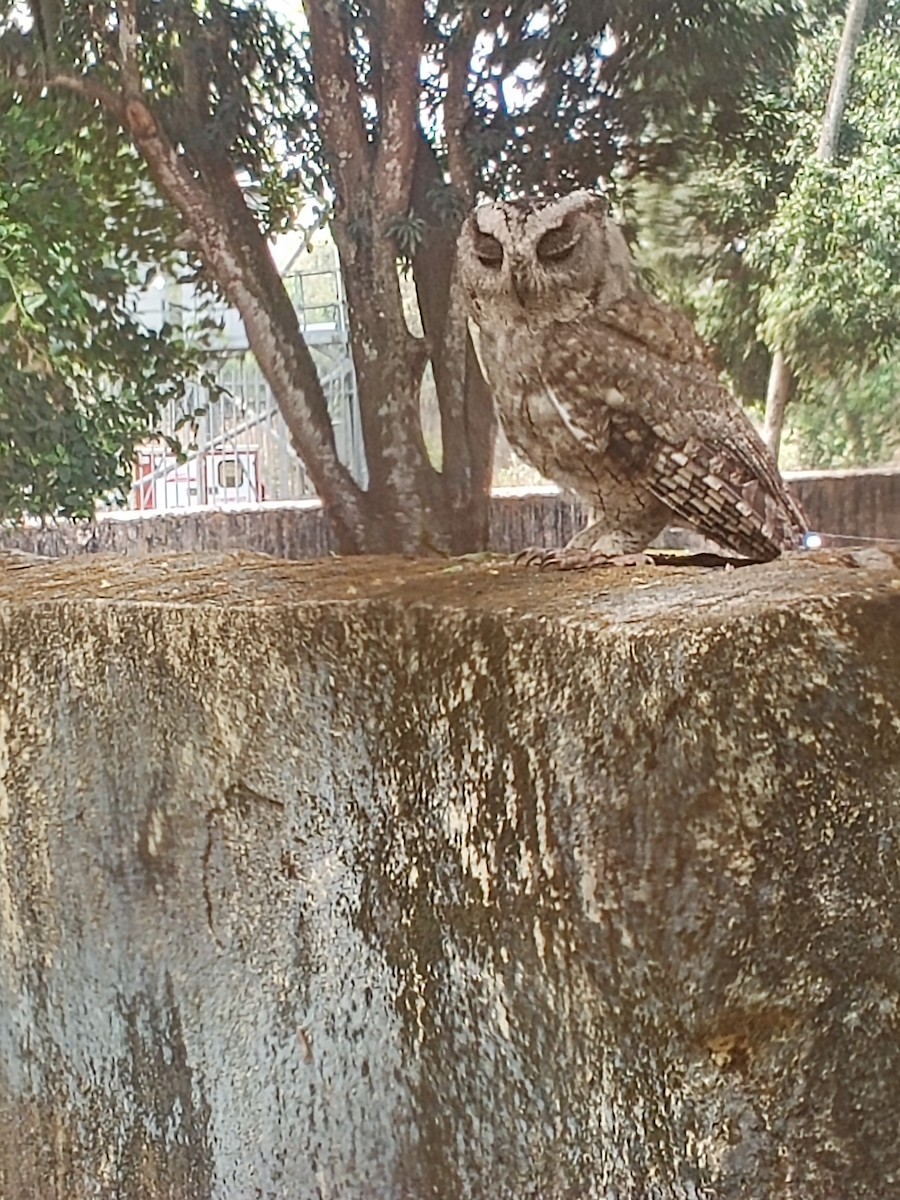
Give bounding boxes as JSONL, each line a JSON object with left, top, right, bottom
{"left": 789, "top": 467, "right": 900, "bottom": 542}
{"left": 1, "top": 468, "right": 897, "bottom": 560}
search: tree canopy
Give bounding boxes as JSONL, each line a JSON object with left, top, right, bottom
{"left": 0, "top": 87, "right": 218, "bottom": 519}
{"left": 631, "top": 0, "right": 900, "bottom": 467}
{"left": 757, "top": 6, "right": 900, "bottom": 375}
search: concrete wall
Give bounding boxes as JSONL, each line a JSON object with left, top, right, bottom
{"left": 1, "top": 468, "right": 898, "bottom": 561}
{"left": 788, "top": 467, "right": 900, "bottom": 541}
{"left": 1, "top": 550, "right": 899, "bottom": 1198}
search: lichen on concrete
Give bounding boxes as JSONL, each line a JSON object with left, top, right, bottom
{"left": 0, "top": 550, "right": 898, "bottom": 1199}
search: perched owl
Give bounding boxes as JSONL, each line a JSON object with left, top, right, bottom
{"left": 458, "top": 190, "right": 808, "bottom": 562}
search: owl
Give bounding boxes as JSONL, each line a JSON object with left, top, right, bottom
{"left": 457, "top": 190, "right": 808, "bottom": 563}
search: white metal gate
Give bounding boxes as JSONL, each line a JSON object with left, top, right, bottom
{"left": 130, "top": 252, "right": 366, "bottom": 512}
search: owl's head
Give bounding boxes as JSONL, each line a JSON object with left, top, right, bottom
{"left": 457, "top": 190, "right": 635, "bottom": 329}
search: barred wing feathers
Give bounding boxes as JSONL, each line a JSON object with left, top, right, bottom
{"left": 543, "top": 292, "right": 808, "bottom": 561}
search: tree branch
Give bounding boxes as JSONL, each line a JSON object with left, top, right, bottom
{"left": 46, "top": 74, "right": 126, "bottom": 121}
{"left": 29, "top": 0, "right": 61, "bottom": 70}
{"left": 443, "top": 11, "right": 477, "bottom": 208}
{"left": 304, "top": 2, "right": 371, "bottom": 203}
{"left": 116, "top": 0, "right": 142, "bottom": 98}
{"left": 373, "top": 0, "right": 425, "bottom": 214}
{"left": 122, "top": 100, "right": 364, "bottom": 514}
{"left": 45, "top": 68, "right": 367, "bottom": 542}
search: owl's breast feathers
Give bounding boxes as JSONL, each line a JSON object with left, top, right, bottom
{"left": 536, "top": 292, "right": 808, "bottom": 561}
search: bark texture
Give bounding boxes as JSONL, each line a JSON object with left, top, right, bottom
{"left": 305, "top": 2, "right": 494, "bottom": 555}
{"left": 0, "top": 552, "right": 899, "bottom": 1199}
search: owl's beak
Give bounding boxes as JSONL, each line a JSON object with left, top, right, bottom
{"left": 510, "top": 267, "right": 533, "bottom": 308}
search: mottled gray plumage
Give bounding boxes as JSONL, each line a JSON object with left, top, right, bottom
{"left": 458, "top": 190, "right": 807, "bottom": 561}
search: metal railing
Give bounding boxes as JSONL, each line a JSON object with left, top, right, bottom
{"left": 130, "top": 262, "right": 366, "bottom": 511}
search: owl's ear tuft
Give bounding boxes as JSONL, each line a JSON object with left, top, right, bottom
{"left": 584, "top": 189, "right": 608, "bottom": 207}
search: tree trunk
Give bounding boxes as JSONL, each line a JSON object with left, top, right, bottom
{"left": 302, "top": 0, "right": 491, "bottom": 555}
{"left": 817, "top": 0, "right": 870, "bottom": 159}
{"left": 411, "top": 138, "right": 496, "bottom": 554}
{"left": 763, "top": 0, "right": 869, "bottom": 460}
{"left": 45, "top": 1, "right": 495, "bottom": 557}
{"left": 329, "top": 208, "right": 446, "bottom": 556}
{"left": 763, "top": 348, "right": 793, "bottom": 458}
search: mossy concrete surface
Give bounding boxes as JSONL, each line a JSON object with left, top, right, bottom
{"left": 0, "top": 550, "right": 898, "bottom": 1199}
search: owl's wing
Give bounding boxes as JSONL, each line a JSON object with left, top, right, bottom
{"left": 644, "top": 419, "right": 808, "bottom": 561}
{"left": 599, "top": 292, "right": 719, "bottom": 371}
{"left": 543, "top": 293, "right": 808, "bottom": 561}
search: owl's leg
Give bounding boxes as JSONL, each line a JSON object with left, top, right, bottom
{"left": 573, "top": 494, "right": 671, "bottom": 552}
{"left": 532, "top": 500, "right": 667, "bottom": 568}
{"left": 565, "top": 520, "right": 651, "bottom": 555}
{"left": 518, "top": 524, "right": 652, "bottom": 568}
{"left": 523, "top": 525, "right": 648, "bottom": 569}
{"left": 517, "top": 496, "right": 670, "bottom": 570}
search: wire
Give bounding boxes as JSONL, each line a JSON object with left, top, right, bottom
{"left": 804, "top": 531, "right": 900, "bottom": 548}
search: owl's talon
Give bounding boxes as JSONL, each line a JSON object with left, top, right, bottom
{"left": 514, "top": 546, "right": 552, "bottom": 568}
{"left": 516, "top": 548, "right": 654, "bottom": 572}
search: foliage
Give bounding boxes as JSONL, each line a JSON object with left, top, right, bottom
{"left": 755, "top": 16, "right": 900, "bottom": 378}
{"left": 789, "top": 360, "right": 900, "bottom": 468}
{"left": 453, "top": 0, "right": 803, "bottom": 196}
{"left": 386, "top": 213, "right": 428, "bottom": 272}
{"left": 276, "top": 0, "right": 805, "bottom": 215}
{"left": 628, "top": 2, "right": 900, "bottom": 467}
{"left": 0, "top": 92, "right": 215, "bottom": 519}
